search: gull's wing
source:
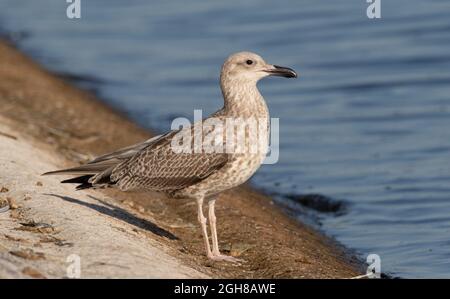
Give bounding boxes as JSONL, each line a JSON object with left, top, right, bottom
{"left": 110, "top": 128, "right": 229, "bottom": 191}
{"left": 44, "top": 126, "right": 229, "bottom": 191}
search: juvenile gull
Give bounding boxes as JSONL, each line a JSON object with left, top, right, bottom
{"left": 43, "top": 52, "right": 297, "bottom": 262}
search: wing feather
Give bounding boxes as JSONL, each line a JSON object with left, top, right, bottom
{"left": 111, "top": 125, "right": 228, "bottom": 191}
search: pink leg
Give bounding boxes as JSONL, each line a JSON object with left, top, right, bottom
{"left": 207, "top": 199, "right": 243, "bottom": 264}
{"left": 208, "top": 199, "right": 220, "bottom": 255}
{"left": 196, "top": 196, "right": 213, "bottom": 259}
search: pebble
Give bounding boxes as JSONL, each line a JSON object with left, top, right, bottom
{"left": 7, "top": 197, "right": 19, "bottom": 209}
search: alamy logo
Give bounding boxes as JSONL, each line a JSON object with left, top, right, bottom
{"left": 66, "top": 0, "right": 81, "bottom": 19}
{"left": 170, "top": 110, "right": 280, "bottom": 164}
{"left": 366, "top": 0, "right": 381, "bottom": 19}
{"left": 366, "top": 253, "right": 381, "bottom": 278}
{"left": 350, "top": 253, "right": 381, "bottom": 279}
{"left": 66, "top": 254, "right": 81, "bottom": 278}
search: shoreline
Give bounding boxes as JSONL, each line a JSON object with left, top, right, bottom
{"left": 0, "top": 40, "right": 362, "bottom": 278}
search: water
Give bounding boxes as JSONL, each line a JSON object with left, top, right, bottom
{"left": 1, "top": 0, "right": 450, "bottom": 278}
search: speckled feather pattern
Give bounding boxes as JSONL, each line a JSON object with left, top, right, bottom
{"left": 110, "top": 81, "right": 269, "bottom": 199}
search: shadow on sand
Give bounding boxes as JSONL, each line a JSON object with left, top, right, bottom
{"left": 47, "top": 193, "right": 178, "bottom": 240}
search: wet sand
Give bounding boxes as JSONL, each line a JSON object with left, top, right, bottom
{"left": 0, "top": 40, "right": 362, "bottom": 278}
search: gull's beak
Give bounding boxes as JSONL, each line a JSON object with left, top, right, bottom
{"left": 264, "top": 64, "right": 297, "bottom": 78}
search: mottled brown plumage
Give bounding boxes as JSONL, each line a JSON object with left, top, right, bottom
{"left": 43, "top": 52, "right": 297, "bottom": 262}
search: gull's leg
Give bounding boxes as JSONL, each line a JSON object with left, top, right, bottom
{"left": 208, "top": 199, "right": 220, "bottom": 255}
{"left": 196, "top": 196, "right": 213, "bottom": 259}
{"left": 207, "top": 199, "right": 243, "bottom": 263}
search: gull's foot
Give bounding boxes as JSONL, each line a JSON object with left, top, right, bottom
{"left": 208, "top": 254, "right": 244, "bottom": 264}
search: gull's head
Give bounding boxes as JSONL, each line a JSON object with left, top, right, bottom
{"left": 220, "top": 51, "right": 297, "bottom": 85}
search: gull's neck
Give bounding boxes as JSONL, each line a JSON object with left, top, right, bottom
{"left": 220, "top": 78, "right": 269, "bottom": 118}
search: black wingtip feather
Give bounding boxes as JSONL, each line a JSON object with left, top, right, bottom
{"left": 61, "top": 175, "right": 94, "bottom": 190}
{"left": 61, "top": 175, "right": 93, "bottom": 184}
{"left": 75, "top": 183, "right": 94, "bottom": 190}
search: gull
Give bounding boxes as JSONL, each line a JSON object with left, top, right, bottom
{"left": 43, "top": 52, "right": 297, "bottom": 262}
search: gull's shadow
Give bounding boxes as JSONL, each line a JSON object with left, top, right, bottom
{"left": 47, "top": 194, "right": 178, "bottom": 240}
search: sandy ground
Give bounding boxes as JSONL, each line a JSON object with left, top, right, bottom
{"left": 0, "top": 40, "right": 362, "bottom": 278}
{"left": 0, "top": 120, "right": 207, "bottom": 278}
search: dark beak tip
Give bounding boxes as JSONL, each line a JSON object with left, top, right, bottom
{"left": 271, "top": 65, "right": 298, "bottom": 79}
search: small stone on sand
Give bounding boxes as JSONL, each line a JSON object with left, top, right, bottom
{"left": 7, "top": 197, "right": 19, "bottom": 209}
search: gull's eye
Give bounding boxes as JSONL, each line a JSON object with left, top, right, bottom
{"left": 246, "top": 59, "right": 253, "bottom": 65}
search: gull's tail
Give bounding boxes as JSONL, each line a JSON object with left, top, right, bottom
{"left": 60, "top": 175, "right": 95, "bottom": 190}
{"left": 42, "top": 161, "right": 118, "bottom": 190}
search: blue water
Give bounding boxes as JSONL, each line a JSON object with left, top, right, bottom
{"left": 1, "top": 0, "right": 450, "bottom": 278}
